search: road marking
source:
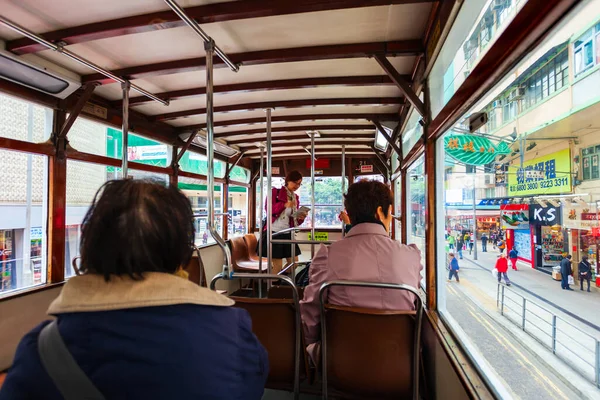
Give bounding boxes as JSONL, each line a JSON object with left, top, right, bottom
{"left": 469, "top": 305, "right": 570, "bottom": 400}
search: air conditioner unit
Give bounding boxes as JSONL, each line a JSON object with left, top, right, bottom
{"left": 491, "top": 99, "right": 503, "bottom": 108}
{"left": 508, "top": 87, "right": 525, "bottom": 101}
{"left": 0, "top": 50, "right": 81, "bottom": 99}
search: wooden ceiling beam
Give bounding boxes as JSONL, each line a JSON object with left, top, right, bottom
{"left": 240, "top": 140, "right": 373, "bottom": 151}
{"left": 153, "top": 97, "right": 405, "bottom": 121}
{"left": 214, "top": 124, "right": 374, "bottom": 138}
{"left": 184, "top": 113, "right": 398, "bottom": 131}
{"left": 7, "top": 0, "right": 435, "bottom": 55}
{"left": 82, "top": 41, "right": 424, "bottom": 84}
{"left": 225, "top": 133, "right": 373, "bottom": 145}
{"left": 123, "top": 75, "right": 400, "bottom": 106}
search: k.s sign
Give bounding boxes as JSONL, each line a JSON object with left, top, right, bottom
{"left": 529, "top": 204, "right": 562, "bottom": 226}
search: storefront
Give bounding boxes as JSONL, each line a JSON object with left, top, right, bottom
{"left": 529, "top": 204, "right": 566, "bottom": 273}
{"left": 501, "top": 204, "right": 531, "bottom": 264}
{"left": 563, "top": 204, "right": 600, "bottom": 276}
{"left": 0, "top": 229, "right": 16, "bottom": 291}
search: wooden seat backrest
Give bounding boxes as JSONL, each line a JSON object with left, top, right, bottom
{"left": 231, "top": 297, "right": 297, "bottom": 387}
{"left": 184, "top": 248, "right": 207, "bottom": 287}
{"left": 324, "top": 305, "right": 417, "bottom": 399}
{"left": 244, "top": 234, "right": 259, "bottom": 258}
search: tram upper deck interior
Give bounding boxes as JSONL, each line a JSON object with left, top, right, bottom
{"left": 0, "top": 0, "right": 595, "bottom": 399}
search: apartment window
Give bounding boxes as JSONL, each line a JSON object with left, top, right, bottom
{"left": 520, "top": 49, "right": 568, "bottom": 112}
{"left": 581, "top": 145, "right": 600, "bottom": 181}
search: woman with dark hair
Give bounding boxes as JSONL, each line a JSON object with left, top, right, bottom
{"left": 300, "top": 180, "right": 422, "bottom": 364}
{"left": 259, "top": 170, "right": 308, "bottom": 274}
{"left": 0, "top": 180, "right": 268, "bottom": 400}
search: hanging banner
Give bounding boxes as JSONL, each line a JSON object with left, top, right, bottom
{"left": 507, "top": 149, "right": 572, "bottom": 196}
{"left": 127, "top": 145, "right": 168, "bottom": 161}
{"left": 500, "top": 204, "right": 530, "bottom": 230}
{"left": 444, "top": 134, "right": 511, "bottom": 165}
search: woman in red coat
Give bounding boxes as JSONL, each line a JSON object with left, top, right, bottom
{"left": 495, "top": 254, "right": 511, "bottom": 286}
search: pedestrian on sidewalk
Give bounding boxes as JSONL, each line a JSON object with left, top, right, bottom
{"left": 456, "top": 236, "right": 464, "bottom": 259}
{"left": 448, "top": 252, "right": 460, "bottom": 282}
{"left": 495, "top": 254, "right": 511, "bottom": 286}
{"left": 509, "top": 248, "right": 519, "bottom": 270}
{"left": 481, "top": 233, "right": 488, "bottom": 252}
{"left": 448, "top": 234, "right": 455, "bottom": 250}
{"left": 468, "top": 232, "right": 474, "bottom": 255}
{"left": 497, "top": 238, "right": 506, "bottom": 254}
{"left": 560, "top": 254, "right": 573, "bottom": 291}
{"left": 579, "top": 255, "right": 592, "bottom": 292}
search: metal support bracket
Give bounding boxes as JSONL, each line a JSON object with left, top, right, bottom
{"left": 176, "top": 130, "right": 199, "bottom": 164}
{"left": 225, "top": 152, "right": 246, "bottom": 177}
{"left": 373, "top": 53, "right": 426, "bottom": 119}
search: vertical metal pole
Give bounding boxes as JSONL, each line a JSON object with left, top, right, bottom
{"left": 500, "top": 285, "right": 505, "bottom": 315}
{"left": 266, "top": 108, "right": 273, "bottom": 281}
{"left": 311, "top": 132, "right": 316, "bottom": 257}
{"left": 206, "top": 39, "right": 232, "bottom": 278}
{"left": 341, "top": 145, "right": 346, "bottom": 237}
{"left": 258, "top": 147, "right": 264, "bottom": 297}
{"left": 522, "top": 298, "right": 526, "bottom": 331}
{"left": 552, "top": 315, "right": 557, "bottom": 354}
{"left": 496, "top": 283, "right": 500, "bottom": 308}
{"left": 472, "top": 173, "right": 478, "bottom": 261}
{"left": 121, "top": 81, "right": 130, "bottom": 178}
{"left": 596, "top": 340, "right": 600, "bottom": 388}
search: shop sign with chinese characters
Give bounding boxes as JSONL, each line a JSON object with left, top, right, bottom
{"left": 563, "top": 206, "right": 600, "bottom": 230}
{"left": 508, "top": 149, "right": 572, "bottom": 196}
{"left": 444, "top": 134, "right": 512, "bottom": 165}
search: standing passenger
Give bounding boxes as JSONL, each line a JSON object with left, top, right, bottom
{"left": 259, "top": 170, "right": 308, "bottom": 274}
{"left": 0, "top": 180, "right": 268, "bottom": 400}
{"left": 300, "top": 180, "right": 422, "bottom": 365}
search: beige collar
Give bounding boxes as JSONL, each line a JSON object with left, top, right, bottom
{"left": 48, "top": 272, "right": 234, "bottom": 315}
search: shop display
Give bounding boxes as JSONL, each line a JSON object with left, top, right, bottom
{"left": 541, "top": 227, "right": 565, "bottom": 267}
{"left": 513, "top": 230, "right": 532, "bottom": 261}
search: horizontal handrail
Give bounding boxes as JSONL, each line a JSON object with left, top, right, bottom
{"left": 271, "top": 239, "right": 334, "bottom": 245}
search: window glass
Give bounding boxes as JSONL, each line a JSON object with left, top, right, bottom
{"left": 255, "top": 177, "right": 285, "bottom": 229}
{"left": 435, "top": 3, "right": 600, "bottom": 396}
{"left": 179, "top": 150, "right": 226, "bottom": 178}
{"left": 65, "top": 161, "right": 170, "bottom": 277}
{"left": 407, "top": 156, "right": 426, "bottom": 291}
{"left": 0, "top": 92, "right": 52, "bottom": 143}
{"left": 298, "top": 177, "right": 348, "bottom": 229}
{"left": 69, "top": 119, "right": 172, "bottom": 167}
{"left": 228, "top": 186, "right": 248, "bottom": 238}
{"left": 430, "top": 0, "right": 528, "bottom": 118}
{"left": 230, "top": 165, "right": 251, "bottom": 184}
{"left": 0, "top": 149, "right": 48, "bottom": 295}
{"left": 179, "top": 176, "right": 223, "bottom": 246}
{"left": 401, "top": 108, "right": 424, "bottom": 157}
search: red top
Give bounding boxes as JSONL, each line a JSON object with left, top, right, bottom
{"left": 264, "top": 187, "right": 305, "bottom": 230}
{"left": 495, "top": 257, "right": 509, "bottom": 273}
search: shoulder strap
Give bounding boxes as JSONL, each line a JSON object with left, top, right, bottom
{"left": 38, "top": 320, "right": 106, "bottom": 400}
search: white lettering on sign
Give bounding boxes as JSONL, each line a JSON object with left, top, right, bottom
{"left": 534, "top": 207, "right": 558, "bottom": 222}
{"left": 546, "top": 209, "right": 556, "bottom": 222}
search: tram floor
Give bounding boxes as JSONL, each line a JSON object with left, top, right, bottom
{"left": 446, "top": 276, "right": 581, "bottom": 400}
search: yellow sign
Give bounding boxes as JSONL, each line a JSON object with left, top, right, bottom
{"left": 507, "top": 149, "right": 571, "bottom": 196}
{"left": 308, "top": 232, "right": 329, "bottom": 241}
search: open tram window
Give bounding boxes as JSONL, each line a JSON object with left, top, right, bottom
{"left": 407, "top": 156, "right": 426, "bottom": 291}
{"left": 0, "top": 149, "right": 48, "bottom": 295}
{"left": 228, "top": 186, "right": 248, "bottom": 238}
{"left": 178, "top": 176, "right": 223, "bottom": 246}
{"left": 434, "top": 2, "right": 600, "bottom": 396}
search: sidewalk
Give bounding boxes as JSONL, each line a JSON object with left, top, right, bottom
{"left": 459, "top": 243, "right": 600, "bottom": 332}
